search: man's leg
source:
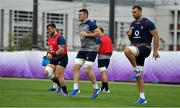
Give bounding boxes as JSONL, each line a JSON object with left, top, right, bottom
{"left": 44, "top": 64, "right": 60, "bottom": 91}
{"left": 134, "top": 46, "right": 151, "bottom": 103}
{"left": 98, "top": 59, "right": 110, "bottom": 93}
{"left": 136, "top": 75, "right": 145, "bottom": 98}
{"left": 68, "top": 58, "right": 84, "bottom": 96}
{"left": 55, "top": 65, "right": 68, "bottom": 96}
{"left": 84, "top": 66, "right": 98, "bottom": 86}
{"left": 124, "top": 46, "right": 147, "bottom": 104}
{"left": 124, "top": 47, "right": 138, "bottom": 67}
{"left": 134, "top": 57, "right": 147, "bottom": 103}
{"left": 84, "top": 61, "right": 101, "bottom": 100}
{"left": 134, "top": 67, "right": 146, "bottom": 104}
{"left": 73, "top": 64, "right": 81, "bottom": 89}
{"left": 124, "top": 47, "right": 141, "bottom": 79}
{"left": 101, "top": 70, "right": 109, "bottom": 92}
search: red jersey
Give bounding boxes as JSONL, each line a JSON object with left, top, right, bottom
{"left": 48, "top": 33, "right": 67, "bottom": 56}
{"left": 98, "top": 35, "right": 113, "bottom": 54}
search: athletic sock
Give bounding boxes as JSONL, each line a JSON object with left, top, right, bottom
{"left": 52, "top": 83, "right": 58, "bottom": 88}
{"left": 62, "top": 85, "right": 68, "bottom": 94}
{"left": 101, "top": 82, "right": 105, "bottom": 90}
{"left": 93, "top": 83, "right": 99, "bottom": 89}
{"left": 140, "top": 92, "right": 145, "bottom": 99}
{"left": 102, "top": 82, "right": 108, "bottom": 91}
{"left": 73, "top": 83, "right": 79, "bottom": 90}
{"left": 51, "top": 77, "right": 60, "bottom": 86}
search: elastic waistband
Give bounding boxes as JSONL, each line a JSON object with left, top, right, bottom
{"left": 132, "top": 43, "right": 151, "bottom": 49}
{"left": 52, "top": 54, "right": 67, "bottom": 57}
{"left": 98, "top": 53, "right": 112, "bottom": 56}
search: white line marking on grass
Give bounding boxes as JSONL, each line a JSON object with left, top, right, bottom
{"left": 1, "top": 77, "right": 180, "bottom": 87}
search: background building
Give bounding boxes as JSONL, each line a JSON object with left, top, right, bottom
{"left": 0, "top": 0, "right": 180, "bottom": 51}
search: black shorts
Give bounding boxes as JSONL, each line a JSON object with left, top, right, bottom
{"left": 136, "top": 46, "right": 151, "bottom": 66}
{"left": 76, "top": 50, "right": 97, "bottom": 62}
{"left": 98, "top": 59, "right": 110, "bottom": 68}
{"left": 49, "top": 55, "right": 68, "bottom": 68}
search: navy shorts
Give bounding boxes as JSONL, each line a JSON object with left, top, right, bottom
{"left": 49, "top": 55, "right": 68, "bottom": 68}
{"left": 98, "top": 59, "right": 110, "bottom": 68}
{"left": 136, "top": 46, "right": 151, "bottom": 66}
{"left": 98, "top": 53, "right": 112, "bottom": 68}
{"left": 76, "top": 50, "right": 97, "bottom": 62}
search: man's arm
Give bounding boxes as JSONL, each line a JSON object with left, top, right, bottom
{"left": 126, "top": 27, "right": 132, "bottom": 38}
{"left": 55, "top": 36, "right": 65, "bottom": 56}
{"left": 150, "top": 29, "right": 160, "bottom": 60}
{"left": 56, "top": 45, "right": 65, "bottom": 56}
{"left": 80, "top": 28, "right": 102, "bottom": 37}
{"left": 96, "top": 37, "right": 101, "bottom": 51}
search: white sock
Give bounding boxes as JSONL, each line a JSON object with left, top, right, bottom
{"left": 93, "top": 83, "right": 99, "bottom": 89}
{"left": 52, "top": 83, "right": 58, "bottom": 89}
{"left": 73, "top": 83, "right": 79, "bottom": 90}
{"left": 140, "top": 92, "right": 145, "bottom": 99}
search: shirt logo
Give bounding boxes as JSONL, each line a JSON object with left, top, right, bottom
{"left": 134, "top": 30, "right": 141, "bottom": 39}
{"left": 49, "top": 46, "right": 53, "bottom": 51}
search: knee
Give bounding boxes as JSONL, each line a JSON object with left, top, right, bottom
{"left": 84, "top": 67, "right": 91, "bottom": 74}
{"left": 45, "top": 66, "right": 55, "bottom": 79}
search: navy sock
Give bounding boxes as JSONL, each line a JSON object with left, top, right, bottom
{"left": 51, "top": 78, "right": 60, "bottom": 86}
{"left": 62, "top": 86, "right": 68, "bottom": 94}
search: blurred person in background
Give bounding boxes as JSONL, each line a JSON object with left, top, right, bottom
{"left": 96, "top": 27, "right": 113, "bottom": 93}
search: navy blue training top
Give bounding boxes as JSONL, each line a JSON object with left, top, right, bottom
{"left": 130, "top": 17, "right": 156, "bottom": 45}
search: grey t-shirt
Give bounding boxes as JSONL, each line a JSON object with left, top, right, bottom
{"left": 78, "top": 19, "right": 98, "bottom": 51}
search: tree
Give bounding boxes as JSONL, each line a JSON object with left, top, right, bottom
{"left": 17, "top": 33, "right": 45, "bottom": 51}
{"left": 17, "top": 33, "right": 32, "bottom": 50}
{"left": 37, "top": 34, "right": 45, "bottom": 50}
{"left": 7, "top": 33, "right": 16, "bottom": 51}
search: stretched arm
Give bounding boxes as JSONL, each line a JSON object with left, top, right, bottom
{"left": 150, "top": 29, "right": 160, "bottom": 60}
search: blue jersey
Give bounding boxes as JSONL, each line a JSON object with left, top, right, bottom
{"left": 130, "top": 18, "right": 156, "bottom": 46}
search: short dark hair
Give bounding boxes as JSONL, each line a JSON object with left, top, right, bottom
{"left": 99, "top": 27, "right": 104, "bottom": 33}
{"left": 79, "top": 8, "right": 89, "bottom": 17}
{"left": 132, "top": 5, "right": 142, "bottom": 11}
{"left": 47, "top": 23, "right": 56, "bottom": 29}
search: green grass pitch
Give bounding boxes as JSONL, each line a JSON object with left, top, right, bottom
{"left": 0, "top": 78, "right": 180, "bottom": 107}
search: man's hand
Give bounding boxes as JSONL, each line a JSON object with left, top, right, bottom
{"left": 126, "top": 28, "right": 132, "bottom": 37}
{"left": 153, "top": 51, "right": 160, "bottom": 60}
{"left": 79, "top": 31, "right": 87, "bottom": 37}
{"left": 47, "top": 53, "right": 52, "bottom": 59}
